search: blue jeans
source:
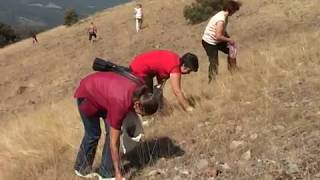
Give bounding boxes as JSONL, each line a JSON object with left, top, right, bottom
{"left": 74, "top": 98, "right": 114, "bottom": 178}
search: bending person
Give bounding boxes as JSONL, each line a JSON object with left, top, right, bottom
{"left": 202, "top": 0, "right": 241, "bottom": 82}
{"left": 73, "top": 71, "right": 159, "bottom": 180}
{"left": 130, "top": 50, "right": 198, "bottom": 112}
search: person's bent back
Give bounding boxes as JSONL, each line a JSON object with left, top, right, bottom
{"left": 129, "top": 50, "right": 199, "bottom": 112}
{"left": 73, "top": 71, "right": 158, "bottom": 179}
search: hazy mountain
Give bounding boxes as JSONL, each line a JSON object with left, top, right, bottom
{"left": 0, "top": 0, "right": 130, "bottom": 28}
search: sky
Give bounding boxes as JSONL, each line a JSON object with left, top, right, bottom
{"left": 0, "top": 0, "right": 130, "bottom": 28}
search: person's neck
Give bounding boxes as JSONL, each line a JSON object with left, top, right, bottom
{"left": 223, "top": 10, "right": 229, "bottom": 17}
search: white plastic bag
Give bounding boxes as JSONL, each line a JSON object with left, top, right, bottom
{"left": 228, "top": 43, "right": 237, "bottom": 59}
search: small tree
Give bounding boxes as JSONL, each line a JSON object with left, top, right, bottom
{"left": 0, "top": 22, "right": 18, "bottom": 47}
{"left": 64, "top": 9, "right": 79, "bottom": 26}
{"left": 183, "top": 0, "right": 228, "bottom": 24}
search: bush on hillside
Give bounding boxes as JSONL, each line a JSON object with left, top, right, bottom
{"left": 0, "top": 22, "right": 18, "bottom": 47}
{"left": 64, "top": 9, "right": 79, "bottom": 26}
{"left": 183, "top": 0, "right": 228, "bottom": 24}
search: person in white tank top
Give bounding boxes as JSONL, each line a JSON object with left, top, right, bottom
{"left": 134, "top": 4, "right": 143, "bottom": 32}
{"left": 201, "top": 1, "right": 241, "bottom": 83}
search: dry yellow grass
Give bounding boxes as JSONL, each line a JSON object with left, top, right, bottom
{"left": 0, "top": 0, "right": 320, "bottom": 179}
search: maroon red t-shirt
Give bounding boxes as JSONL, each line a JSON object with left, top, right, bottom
{"left": 74, "top": 72, "right": 140, "bottom": 130}
{"left": 130, "top": 50, "right": 181, "bottom": 81}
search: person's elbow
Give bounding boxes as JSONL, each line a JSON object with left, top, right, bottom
{"left": 216, "top": 34, "right": 224, "bottom": 41}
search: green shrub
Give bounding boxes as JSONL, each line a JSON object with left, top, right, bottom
{"left": 183, "top": 0, "right": 228, "bottom": 24}
{"left": 64, "top": 9, "right": 79, "bottom": 26}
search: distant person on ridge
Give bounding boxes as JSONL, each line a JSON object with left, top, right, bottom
{"left": 130, "top": 50, "right": 199, "bottom": 112}
{"left": 73, "top": 71, "right": 159, "bottom": 180}
{"left": 134, "top": 4, "right": 143, "bottom": 32}
{"left": 32, "top": 33, "right": 38, "bottom": 44}
{"left": 88, "top": 22, "right": 97, "bottom": 43}
{"left": 202, "top": 0, "right": 241, "bottom": 83}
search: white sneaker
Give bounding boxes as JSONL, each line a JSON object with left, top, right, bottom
{"left": 74, "top": 170, "right": 96, "bottom": 178}
{"left": 130, "top": 133, "right": 144, "bottom": 142}
{"left": 94, "top": 173, "right": 126, "bottom": 180}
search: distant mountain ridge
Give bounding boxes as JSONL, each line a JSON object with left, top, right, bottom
{"left": 0, "top": 0, "right": 130, "bottom": 28}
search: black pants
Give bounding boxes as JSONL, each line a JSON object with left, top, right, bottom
{"left": 202, "top": 40, "right": 229, "bottom": 82}
{"left": 143, "top": 75, "right": 166, "bottom": 110}
{"left": 89, "top": 32, "right": 97, "bottom": 41}
{"left": 143, "top": 75, "right": 154, "bottom": 93}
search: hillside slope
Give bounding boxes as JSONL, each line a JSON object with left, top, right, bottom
{"left": 0, "top": 0, "right": 320, "bottom": 179}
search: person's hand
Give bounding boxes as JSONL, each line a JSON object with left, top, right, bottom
{"left": 228, "top": 39, "right": 235, "bottom": 45}
{"left": 186, "top": 106, "right": 194, "bottom": 112}
{"left": 115, "top": 172, "right": 124, "bottom": 180}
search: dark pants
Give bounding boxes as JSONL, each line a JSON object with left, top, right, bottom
{"left": 143, "top": 75, "right": 166, "bottom": 110}
{"left": 202, "top": 40, "right": 229, "bottom": 82}
{"left": 74, "top": 99, "right": 114, "bottom": 178}
{"left": 143, "top": 75, "right": 154, "bottom": 93}
{"left": 89, "top": 32, "right": 97, "bottom": 41}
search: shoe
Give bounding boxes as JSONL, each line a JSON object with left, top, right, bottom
{"left": 130, "top": 133, "right": 144, "bottom": 142}
{"left": 94, "top": 172, "right": 126, "bottom": 180}
{"left": 74, "top": 170, "right": 96, "bottom": 178}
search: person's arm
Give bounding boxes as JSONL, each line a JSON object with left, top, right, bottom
{"left": 225, "top": 31, "right": 230, "bottom": 38}
{"left": 156, "top": 75, "right": 164, "bottom": 86}
{"left": 134, "top": 8, "right": 137, "bottom": 16}
{"left": 110, "top": 127, "right": 123, "bottom": 180}
{"left": 94, "top": 26, "right": 97, "bottom": 33}
{"left": 169, "top": 73, "right": 193, "bottom": 111}
{"left": 215, "top": 21, "right": 234, "bottom": 45}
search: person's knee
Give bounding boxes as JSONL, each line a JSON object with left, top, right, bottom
{"left": 85, "top": 131, "right": 101, "bottom": 143}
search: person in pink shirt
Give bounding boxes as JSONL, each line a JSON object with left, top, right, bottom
{"left": 130, "top": 50, "right": 199, "bottom": 112}
{"left": 73, "top": 71, "right": 159, "bottom": 180}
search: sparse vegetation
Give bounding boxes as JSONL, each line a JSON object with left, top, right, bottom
{"left": 0, "top": 22, "right": 18, "bottom": 47}
{"left": 64, "top": 9, "right": 79, "bottom": 26}
{"left": 0, "top": 0, "right": 320, "bottom": 179}
{"left": 183, "top": 0, "right": 228, "bottom": 24}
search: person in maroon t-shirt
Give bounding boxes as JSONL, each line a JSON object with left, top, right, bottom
{"left": 73, "top": 72, "right": 159, "bottom": 180}
{"left": 130, "top": 50, "right": 199, "bottom": 112}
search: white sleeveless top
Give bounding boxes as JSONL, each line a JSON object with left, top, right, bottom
{"left": 135, "top": 8, "right": 143, "bottom": 19}
{"left": 202, "top": 11, "right": 228, "bottom": 45}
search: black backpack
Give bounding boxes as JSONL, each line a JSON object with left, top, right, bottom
{"left": 92, "top": 58, "right": 144, "bottom": 85}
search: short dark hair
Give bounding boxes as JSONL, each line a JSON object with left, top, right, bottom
{"left": 223, "top": 1, "right": 241, "bottom": 14}
{"left": 180, "top": 53, "right": 199, "bottom": 72}
{"left": 139, "top": 93, "right": 159, "bottom": 115}
{"left": 133, "top": 85, "right": 159, "bottom": 115}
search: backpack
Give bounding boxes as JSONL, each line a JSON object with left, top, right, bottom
{"left": 92, "top": 57, "right": 163, "bottom": 103}
{"left": 92, "top": 58, "right": 144, "bottom": 85}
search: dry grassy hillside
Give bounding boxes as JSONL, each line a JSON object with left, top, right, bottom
{"left": 0, "top": 0, "right": 320, "bottom": 179}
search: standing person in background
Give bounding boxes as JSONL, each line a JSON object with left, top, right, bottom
{"left": 73, "top": 71, "right": 159, "bottom": 180}
{"left": 88, "top": 22, "right": 98, "bottom": 43}
{"left": 31, "top": 33, "right": 38, "bottom": 44}
{"left": 202, "top": 0, "right": 241, "bottom": 83}
{"left": 134, "top": 4, "right": 143, "bottom": 32}
{"left": 130, "top": 50, "right": 199, "bottom": 112}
